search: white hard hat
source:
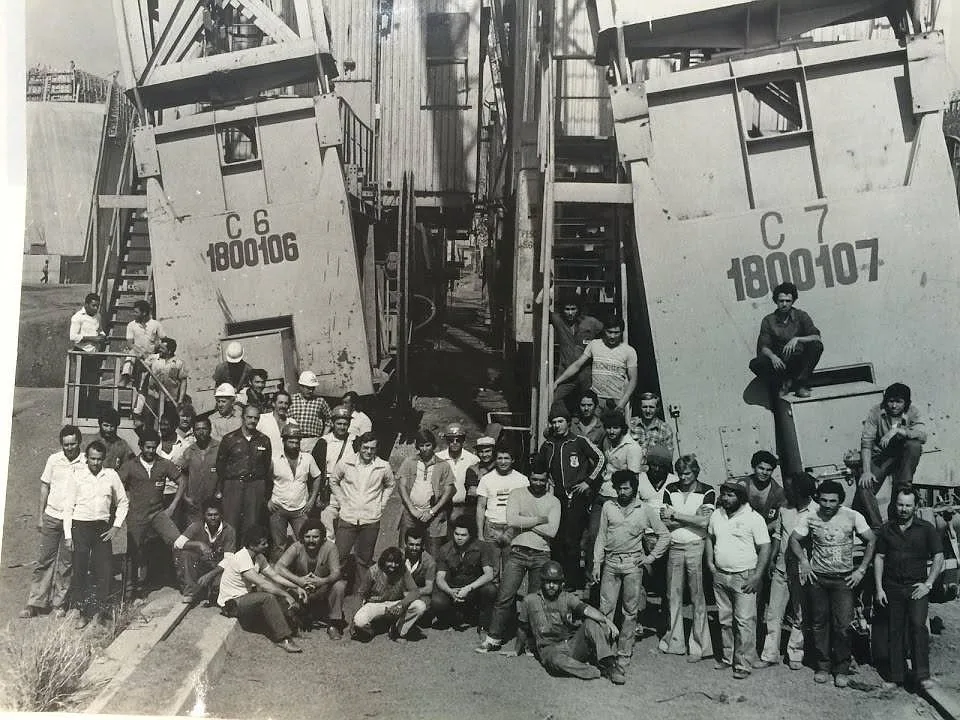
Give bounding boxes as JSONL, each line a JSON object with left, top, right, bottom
{"left": 214, "top": 383, "right": 237, "bottom": 398}
{"left": 298, "top": 370, "right": 319, "bottom": 387}
{"left": 225, "top": 341, "right": 244, "bottom": 363}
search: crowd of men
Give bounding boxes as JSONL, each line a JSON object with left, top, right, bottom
{"left": 20, "top": 285, "right": 953, "bottom": 691}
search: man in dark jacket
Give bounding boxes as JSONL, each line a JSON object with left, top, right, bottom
{"left": 534, "top": 407, "right": 604, "bottom": 590}
{"left": 215, "top": 404, "right": 273, "bottom": 536}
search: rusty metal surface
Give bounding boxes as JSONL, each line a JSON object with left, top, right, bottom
{"left": 620, "top": 39, "right": 960, "bottom": 482}
{"left": 377, "top": 0, "right": 483, "bottom": 200}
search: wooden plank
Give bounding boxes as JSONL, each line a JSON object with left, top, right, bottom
{"left": 553, "top": 182, "right": 633, "bottom": 204}
{"left": 99, "top": 194, "right": 149, "bottom": 209}
{"left": 218, "top": 0, "right": 299, "bottom": 42}
{"left": 141, "top": 0, "right": 203, "bottom": 83}
{"left": 114, "top": 0, "right": 151, "bottom": 88}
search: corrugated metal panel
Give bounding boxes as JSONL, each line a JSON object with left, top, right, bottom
{"left": 378, "top": 0, "right": 483, "bottom": 199}
{"left": 554, "top": 0, "right": 612, "bottom": 137}
{"left": 324, "top": 0, "right": 378, "bottom": 124}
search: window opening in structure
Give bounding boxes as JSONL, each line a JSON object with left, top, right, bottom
{"left": 422, "top": 12, "right": 471, "bottom": 110}
{"left": 740, "top": 78, "right": 804, "bottom": 139}
{"left": 218, "top": 120, "right": 260, "bottom": 165}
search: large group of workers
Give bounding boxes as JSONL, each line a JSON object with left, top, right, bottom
{"left": 20, "top": 282, "right": 954, "bottom": 693}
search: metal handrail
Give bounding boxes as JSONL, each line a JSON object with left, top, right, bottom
{"left": 65, "top": 350, "right": 180, "bottom": 423}
{"left": 338, "top": 97, "right": 376, "bottom": 186}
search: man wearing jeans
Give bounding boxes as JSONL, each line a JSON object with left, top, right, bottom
{"left": 758, "top": 471, "right": 815, "bottom": 670}
{"left": 873, "top": 487, "right": 943, "bottom": 690}
{"left": 475, "top": 470, "right": 560, "bottom": 653}
{"left": 331, "top": 432, "right": 395, "bottom": 585}
{"left": 789, "top": 480, "right": 875, "bottom": 687}
{"left": 706, "top": 477, "right": 771, "bottom": 679}
{"left": 475, "top": 445, "right": 528, "bottom": 580}
{"left": 592, "top": 470, "right": 670, "bottom": 667}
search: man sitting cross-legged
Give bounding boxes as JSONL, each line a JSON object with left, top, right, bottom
{"left": 274, "top": 518, "right": 348, "bottom": 639}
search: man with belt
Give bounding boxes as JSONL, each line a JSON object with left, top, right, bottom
{"left": 180, "top": 415, "right": 220, "bottom": 527}
{"left": 69, "top": 292, "right": 106, "bottom": 415}
{"left": 216, "top": 404, "right": 273, "bottom": 536}
{"left": 267, "top": 425, "right": 322, "bottom": 556}
{"left": 63, "top": 441, "right": 129, "bottom": 628}
{"left": 313, "top": 405, "right": 357, "bottom": 539}
{"left": 20, "top": 425, "right": 84, "bottom": 619}
{"left": 436, "top": 423, "right": 480, "bottom": 524}
{"left": 288, "top": 371, "right": 331, "bottom": 454}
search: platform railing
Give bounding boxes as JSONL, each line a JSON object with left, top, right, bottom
{"left": 339, "top": 97, "right": 376, "bottom": 187}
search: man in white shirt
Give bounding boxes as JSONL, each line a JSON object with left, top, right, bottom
{"left": 20, "top": 425, "right": 84, "bottom": 619}
{"left": 63, "top": 441, "right": 129, "bottom": 628}
{"left": 341, "top": 391, "right": 373, "bottom": 436}
{"left": 475, "top": 445, "right": 528, "bottom": 580}
{"left": 218, "top": 526, "right": 307, "bottom": 653}
{"left": 258, "top": 390, "right": 293, "bottom": 451}
{"left": 706, "top": 477, "right": 771, "bottom": 679}
{"left": 437, "top": 423, "right": 480, "bottom": 523}
{"left": 121, "top": 299, "right": 164, "bottom": 385}
{"left": 268, "top": 425, "right": 322, "bottom": 555}
{"left": 69, "top": 292, "right": 106, "bottom": 415}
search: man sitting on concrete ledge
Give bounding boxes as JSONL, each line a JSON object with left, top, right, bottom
{"left": 174, "top": 499, "right": 236, "bottom": 603}
{"left": 217, "top": 526, "right": 308, "bottom": 653}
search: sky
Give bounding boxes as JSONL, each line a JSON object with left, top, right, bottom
{"left": 24, "top": 0, "right": 121, "bottom": 77}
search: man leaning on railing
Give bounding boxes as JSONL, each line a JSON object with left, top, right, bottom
{"left": 69, "top": 292, "right": 107, "bottom": 416}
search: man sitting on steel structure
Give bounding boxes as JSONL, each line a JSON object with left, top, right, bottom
{"left": 749, "top": 282, "right": 823, "bottom": 399}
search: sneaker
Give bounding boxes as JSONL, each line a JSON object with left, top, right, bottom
{"left": 326, "top": 625, "right": 343, "bottom": 641}
{"left": 17, "top": 606, "right": 39, "bottom": 619}
{"left": 733, "top": 668, "right": 751, "bottom": 680}
{"left": 835, "top": 674, "right": 849, "bottom": 688}
{"left": 686, "top": 655, "right": 704, "bottom": 663}
{"left": 276, "top": 638, "right": 302, "bottom": 653}
{"left": 814, "top": 671, "right": 830, "bottom": 684}
{"left": 789, "top": 661, "right": 803, "bottom": 671}
{"left": 604, "top": 662, "right": 626, "bottom": 685}
{"left": 714, "top": 659, "right": 732, "bottom": 670}
{"left": 474, "top": 636, "right": 503, "bottom": 653}
{"left": 52, "top": 607, "right": 67, "bottom": 619}
{"left": 794, "top": 386, "right": 812, "bottom": 398}
{"left": 752, "top": 659, "right": 776, "bottom": 669}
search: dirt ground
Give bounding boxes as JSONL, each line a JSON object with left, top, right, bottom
{"left": 15, "top": 285, "right": 89, "bottom": 388}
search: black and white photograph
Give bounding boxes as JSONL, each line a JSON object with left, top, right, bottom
{"left": 2, "top": 1, "right": 960, "bottom": 717}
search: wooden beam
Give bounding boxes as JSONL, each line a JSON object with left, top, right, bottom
{"left": 141, "top": 0, "right": 203, "bottom": 83}
{"left": 218, "top": 0, "right": 299, "bottom": 42}
{"left": 553, "top": 182, "right": 633, "bottom": 204}
{"left": 99, "top": 195, "right": 149, "bottom": 209}
{"left": 114, "top": 0, "right": 151, "bottom": 88}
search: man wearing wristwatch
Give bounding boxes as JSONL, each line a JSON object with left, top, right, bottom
{"left": 789, "top": 480, "right": 875, "bottom": 688}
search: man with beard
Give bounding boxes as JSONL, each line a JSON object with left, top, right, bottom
{"left": 20, "top": 425, "right": 84, "bottom": 619}
{"left": 275, "top": 518, "right": 347, "bottom": 639}
{"left": 313, "top": 405, "right": 357, "bottom": 538}
{"left": 659, "top": 455, "right": 715, "bottom": 662}
{"left": 85, "top": 407, "right": 135, "bottom": 471}
{"left": 747, "top": 450, "right": 786, "bottom": 535}
{"left": 534, "top": 407, "right": 604, "bottom": 590}
{"left": 267, "top": 425, "right": 322, "bottom": 555}
{"left": 518, "top": 560, "right": 624, "bottom": 684}
{"left": 873, "top": 487, "right": 944, "bottom": 690}
{"left": 396, "top": 429, "right": 456, "bottom": 557}
{"left": 403, "top": 529, "right": 437, "bottom": 623}
{"left": 476, "top": 469, "right": 561, "bottom": 653}
{"left": 789, "top": 480, "right": 875, "bottom": 687}
{"left": 592, "top": 470, "right": 670, "bottom": 668}
{"left": 257, "top": 390, "right": 293, "bottom": 451}
{"left": 571, "top": 391, "right": 605, "bottom": 446}
{"left": 857, "top": 383, "right": 927, "bottom": 528}
{"left": 209, "top": 383, "right": 243, "bottom": 442}
{"left": 628, "top": 392, "right": 674, "bottom": 461}
{"left": 350, "top": 546, "right": 426, "bottom": 641}
{"left": 180, "top": 416, "right": 220, "bottom": 527}
{"left": 707, "top": 478, "right": 771, "bottom": 679}
{"left": 173, "top": 499, "right": 236, "bottom": 602}
{"left": 433, "top": 516, "right": 498, "bottom": 632}
{"left": 120, "top": 429, "right": 184, "bottom": 596}
{"left": 216, "top": 404, "right": 273, "bottom": 536}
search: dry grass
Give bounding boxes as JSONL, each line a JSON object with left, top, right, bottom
{"left": 0, "top": 604, "right": 134, "bottom": 712}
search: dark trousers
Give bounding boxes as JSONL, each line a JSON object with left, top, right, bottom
{"left": 554, "top": 491, "right": 592, "bottom": 590}
{"left": 78, "top": 352, "right": 101, "bottom": 416}
{"left": 72, "top": 520, "right": 113, "bottom": 618}
{"left": 853, "top": 440, "right": 924, "bottom": 528}
{"left": 808, "top": 572, "right": 854, "bottom": 674}
{"left": 539, "top": 618, "right": 617, "bottom": 679}
{"left": 227, "top": 591, "right": 294, "bottom": 642}
{"left": 335, "top": 520, "right": 381, "bottom": 582}
{"left": 431, "top": 583, "right": 498, "bottom": 631}
{"left": 873, "top": 582, "right": 930, "bottom": 682}
{"left": 27, "top": 513, "right": 72, "bottom": 610}
{"left": 175, "top": 549, "right": 222, "bottom": 596}
{"left": 222, "top": 479, "right": 266, "bottom": 538}
{"left": 489, "top": 545, "right": 550, "bottom": 639}
{"left": 749, "top": 340, "right": 823, "bottom": 388}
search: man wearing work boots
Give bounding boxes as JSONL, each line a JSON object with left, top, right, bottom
{"left": 518, "top": 561, "right": 625, "bottom": 684}
{"left": 856, "top": 382, "right": 927, "bottom": 528}
{"left": 749, "top": 282, "right": 823, "bottom": 398}
{"left": 790, "top": 480, "right": 875, "bottom": 687}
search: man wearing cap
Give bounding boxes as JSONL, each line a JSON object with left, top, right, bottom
{"left": 216, "top": 404, "right": 273, "bottom": 536}
{"left": 706, "top": 477, "right": 771, "bottom": 679}
{"left": 268, "top": 424, "right": 323, "bottom": 555}
{"left": 85, "top": 407, "right": 135, "bottom": 472}
{"left": 534, "top": 407, "right": 604, "bottom": 590}
{"left": 289, "top": 371, "right": 332, "bottom": 454}
{"left": 209, "top": 384, "right": 243, "bottom": 442}
{"left": 313, "top": 405, "right": 357, "bottom": 539}
{"left": 856, "top": 382, "right": 927, "bottom": 528}
{"left": 213, "top": 341, "right": 256, "bottom": 393}
{"left": 436, "top": 423, "right": 480, "bottom": 524}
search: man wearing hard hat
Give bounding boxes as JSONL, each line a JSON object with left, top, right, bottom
{"left": 213, "top": 341, "right": 256, "bottom": 393}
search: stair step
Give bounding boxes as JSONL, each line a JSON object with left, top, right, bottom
{"left": 111, "top": 273, "right": 150, "bottom": 280}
